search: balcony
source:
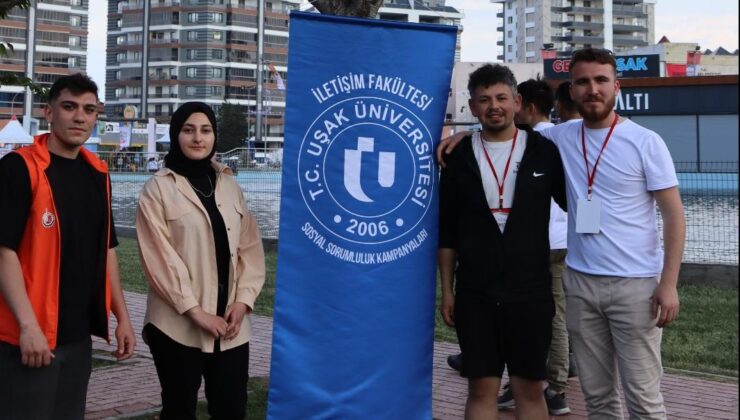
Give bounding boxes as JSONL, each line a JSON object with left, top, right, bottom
{"left": 148, "top": 73, "right": 178, "bottom": 80}
{"left": 612, "top": 23, "right": 648, "bottom": 33}
{"left": 612, "top": 7, "right": 647, "bottom": 18}
{"left": 150, "top": 38, "right": 180, "bottom": 44}
{"left": 612, "top": 36, "right": 649, "bottom": 47}
{"left": 551, "top": 6, "right": 604, "bottom": 15}
{"left": 551, "top": 34, "right": 604, "bottom": 44}
{"left": 552, "top": 21, "right": 604, "bottom": 30}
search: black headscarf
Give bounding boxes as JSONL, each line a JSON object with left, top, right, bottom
{"left": 164, "top": 102, "right": 218, "bottom": 177}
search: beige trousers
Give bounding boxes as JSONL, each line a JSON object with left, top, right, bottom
{"left": 563, "top": 266, "right": 666, "bottom": 420}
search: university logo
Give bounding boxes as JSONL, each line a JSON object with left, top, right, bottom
{"left": 298, "top": 96, "right": 434, "bottom": 258}
{"left": 41, "top": 209, "right": 55, "bottom": 228}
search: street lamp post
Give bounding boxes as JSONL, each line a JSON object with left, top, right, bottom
{"left": 9, "top": 91, "right": 23, "bottom": 116}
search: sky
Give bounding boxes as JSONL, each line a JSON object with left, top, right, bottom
{"left": 87, "top": 0, "right": 740, "bottom": 101}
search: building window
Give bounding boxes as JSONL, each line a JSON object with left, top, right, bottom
{"left": 188, "top": 31, "right": 198, "bottom": 41}
{"left": 70, "top": 15, "right": 81, "bottom": 27}
{"left": 71, "top": 0, "right": 81, "bottom": 5}
{"left": 189, "top": 13, "right": 199, "bottom": 23}
{"left": 212, "top": 49, "right": 223, "bottom": 59}
{"left": 213, "top": 32, "right": 222, "bottom": 40}
{"left": 507, "top": 45, "right": 512, "bottom": 52}
{"left": 507, "top": 30, "right": 513, "bottom": 38}
{"left": 186, "top": 67, "right": 197, "bottom": 78}
{"left": 213, "top": 68, "right": 223, "bottom": 77}
{"left": 68, "top": 56, "right": 79, "bottom": 68}
{"left": 69, "top": 36, "right": 80, "bottom": 47}
{"left": 117, "top": 35, "right": 126, "bottom": 45}
{"left": 507, "top": 16, "right": 513, "bottom": 24}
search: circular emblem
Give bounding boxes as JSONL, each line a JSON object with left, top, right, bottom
{"left": 298, "top": 96, "right": 435, "bottom": 246}
{"left": 41, "top": 209, "right": 56, "bottom": 228}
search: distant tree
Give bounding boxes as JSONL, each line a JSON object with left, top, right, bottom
{"left": 217, "top": 102, "right": 249, "bottom": 153}
{"left": 311, "top": 0, "right": 384, "bottom": 18}
{"left": 0, "top": 0, "right": 46, "bottom": 98}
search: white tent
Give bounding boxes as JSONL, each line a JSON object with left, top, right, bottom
{"left": 0, "top": 115, "right": 33, "bottom": 144}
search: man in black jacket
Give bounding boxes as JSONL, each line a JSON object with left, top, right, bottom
{"left": 438, "top": 64, "right": 566, "bottom": 420}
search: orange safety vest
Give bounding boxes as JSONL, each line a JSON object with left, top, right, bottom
{"left": 0, "top": 133, "right": 112, "bottom": 350}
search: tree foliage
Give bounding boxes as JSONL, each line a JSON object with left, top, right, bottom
{"left": 0, "top": 0, "right": 30, "bottom": 56}
{"left": 0, "top": 1, "right": 47, "bottom": 99}
{"left": 311, "top": 0, "right": 384, "bottom": 18}
{"left": 217, "top": 102, "right": 249, "bottom": 153}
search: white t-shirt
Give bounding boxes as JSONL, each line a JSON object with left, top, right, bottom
{"left": 534, "top": 121, "right": 568, "bottom": 250}
{"left": 471, "top": 130, "right": 528, "bottom": 233}
{"left": 539, "top": 118, "right": 678, "bottom": 277}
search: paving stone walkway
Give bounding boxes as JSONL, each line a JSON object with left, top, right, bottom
{"left": 85, "top": 291, "right": 738, "bottom": 419}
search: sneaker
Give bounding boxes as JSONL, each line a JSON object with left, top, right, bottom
{"left": 497, "top": 383, "right": 515, "bottom": 409}
{"left": 545, "top": 387, "right": 571, "bottom": 416}
{"left": 446, "top": 353, "right": 462, "bottom": 372}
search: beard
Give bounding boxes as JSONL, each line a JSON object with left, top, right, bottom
{"left": 576, "top": 94, "right": 616, "bottom": 123}
{"left": 480, "top": 113, "right": 514, "bottom": 134}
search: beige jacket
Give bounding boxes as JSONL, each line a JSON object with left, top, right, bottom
{"left": 135, "top": 162, "right": 265, "bottom": 352}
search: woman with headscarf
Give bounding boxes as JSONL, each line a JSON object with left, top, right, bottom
{"left": 135, "top": 102, "right": 265, "bottom": 419}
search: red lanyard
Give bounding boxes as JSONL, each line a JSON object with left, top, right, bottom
{"left": 480, "top": 128, "right": 518, "bottom": 212}
{"left": 581, "top": 114, "right": 618, "bottom": 200}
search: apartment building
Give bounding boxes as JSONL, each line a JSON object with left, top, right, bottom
{"left": 0, "top": 0, "right": 89, "bottom": 131}
{"left": 380, "top": 0, "right": 463, "bottom": 61}
{"left": 493, "top": 0, "right": 656, "bottom": 63}
{"left": 106, "top": 0, "right": 300, "bottom": 146}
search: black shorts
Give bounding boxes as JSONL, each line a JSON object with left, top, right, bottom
{"left": 454, "top": 295, "right": 554, "bottom": 380}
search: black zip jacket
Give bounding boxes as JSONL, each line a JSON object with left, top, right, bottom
{"left": 438, "top": 125, "right": 567, "bottom": 303}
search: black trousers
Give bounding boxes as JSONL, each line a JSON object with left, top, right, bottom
{"left": 144, "top": 324, "right": 250, "bottom": 420}
{"left": 0, "top": 337, "right": 92, "bottom": 420}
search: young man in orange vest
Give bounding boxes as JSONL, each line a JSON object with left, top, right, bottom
{"left": 0, "top": 73, "right": 135, "bottom": 419}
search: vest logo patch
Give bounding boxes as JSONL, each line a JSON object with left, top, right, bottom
{"left": 41, "top": 209, "right": 55, "bottom": 228}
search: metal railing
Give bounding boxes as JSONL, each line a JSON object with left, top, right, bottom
{"left": 104, "top": 154, "right": 738, "bottom": 264}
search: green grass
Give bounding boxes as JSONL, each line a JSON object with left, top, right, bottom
{"left": 116, "top": 237, "right": 149, "bottom": 293}
{"left": 116, "top": 237, "right": 738, "bottom": 377}
{"left": 661, "top": 284, "right": 738, "bottom": 377}
{"left": 116, "top": 237, "right": 276, "bottom": 317}
{"left": 123, "top": 377, "right": 269, "bottom": 419}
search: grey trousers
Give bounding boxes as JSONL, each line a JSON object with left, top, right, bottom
{"left": 546, "top": 249, "right": 570, "bottom": 393}
{"left": 0, "top": 337, "right": 92, "bottom": 420}
{"left": 563, "top": 266, "right": 666, "bottom": 420}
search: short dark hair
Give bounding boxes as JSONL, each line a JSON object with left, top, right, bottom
{"left": 48, "top": 73, "right": 99, "bottom": 103}
{"left": 555, "top": 81, "right": 577, "bottom": 114}
{"left": 468, "top": 64, "right": 518, "bottom": 97}
{"left": 570, "top": 47, "right": 617, "bottom": 75}
{"left": 517, "top": 77, "right": 554, "bottom": 117}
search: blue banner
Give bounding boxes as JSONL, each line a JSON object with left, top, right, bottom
{"left": 268, "top": 12, "right": 456, "bottom": 419}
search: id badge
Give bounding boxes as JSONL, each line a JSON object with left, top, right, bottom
{"left": 493, "top": 211, "right": 508, "bottom": 233}
{"left": 576, "top": 197, "right": 601, "bottom": 234}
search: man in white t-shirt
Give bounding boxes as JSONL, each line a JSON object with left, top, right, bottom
{"left": 537, "top": 48, "right": 685, "bottom": 419}
{"left": 437, "top": 48, "right": 686, "bottom": 420}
